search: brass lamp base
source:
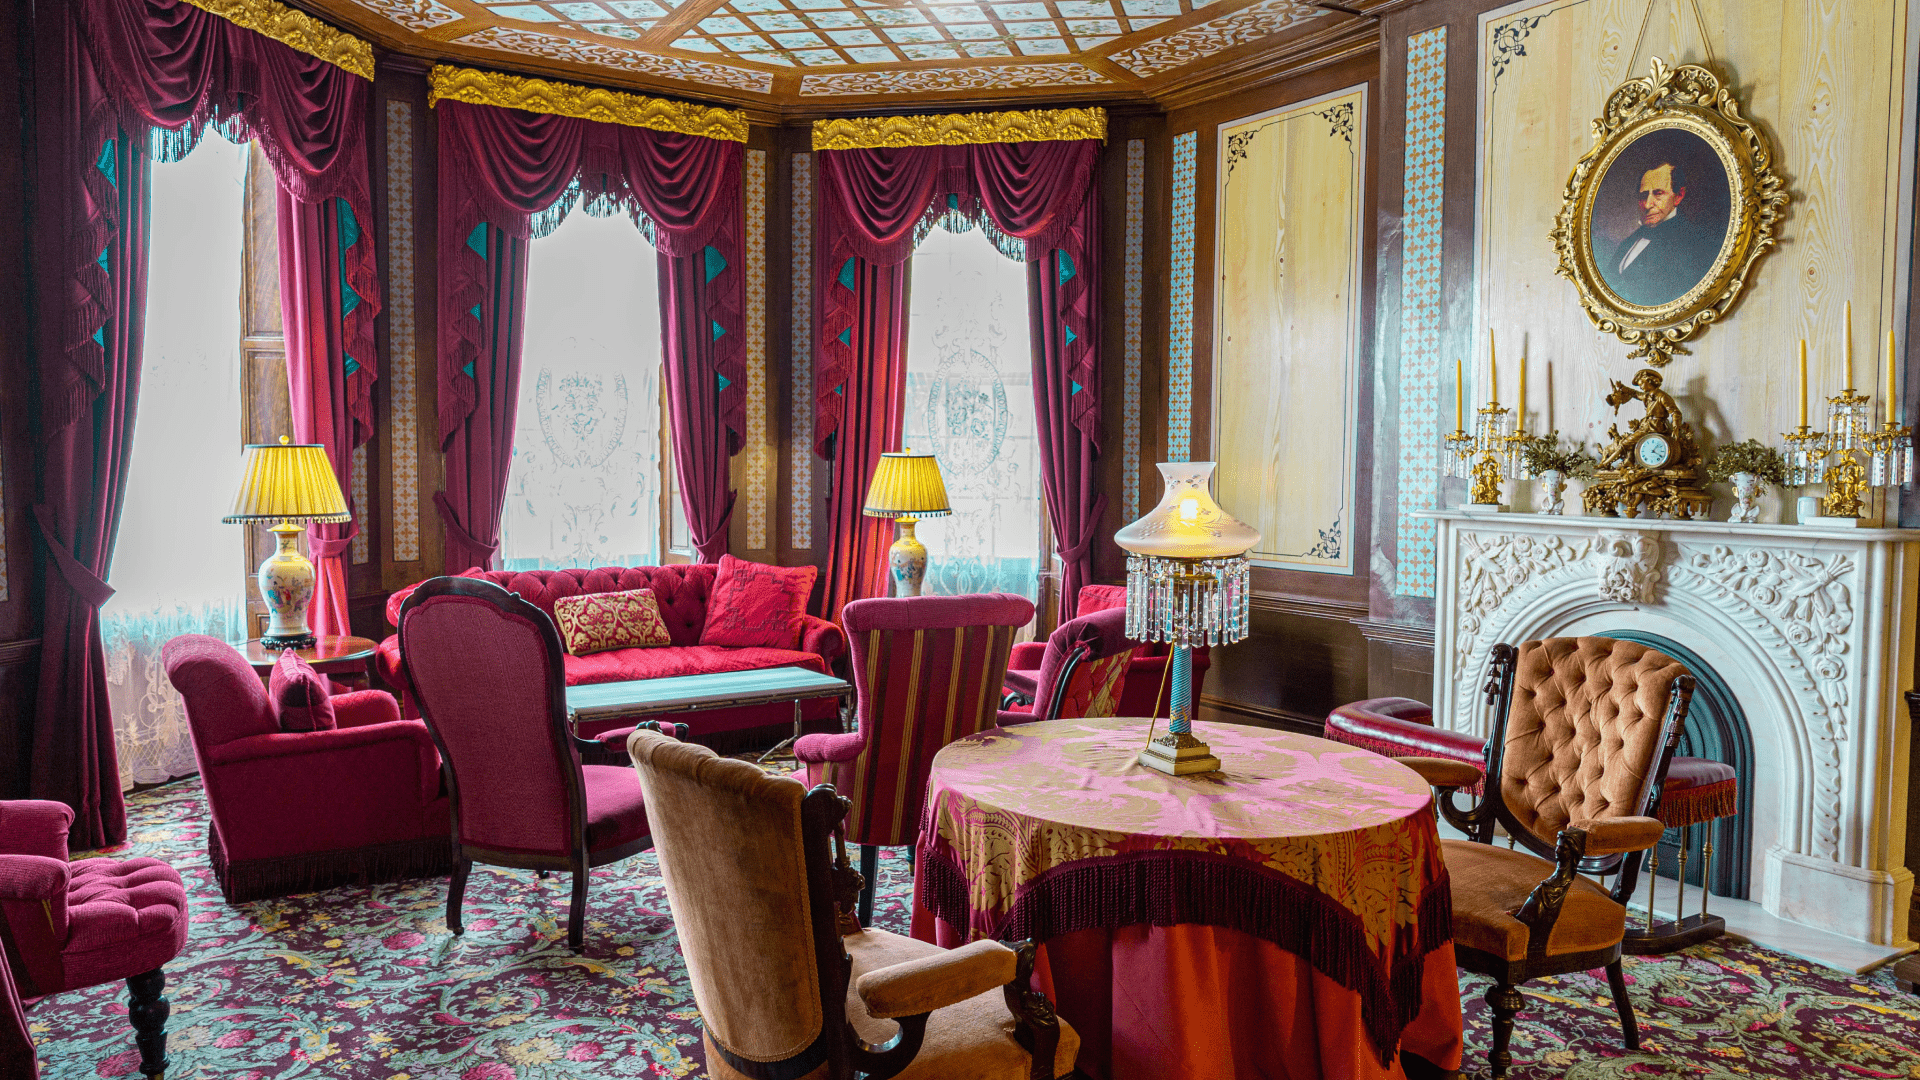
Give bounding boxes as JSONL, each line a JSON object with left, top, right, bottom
{"left": 1138, "top": 731, "right": 1221, "bottom": 776}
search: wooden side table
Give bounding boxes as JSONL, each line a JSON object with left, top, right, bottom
{"left": 240, "top": 635, "right": 379, "bottom": 690}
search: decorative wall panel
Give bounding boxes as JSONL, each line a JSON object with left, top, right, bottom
{"left": 1122, "top": 137, "right": 1145, "bottom": 522}
{"left": 1213, "top": 87, "right": 1365, "bottom": 574}
{"left": 1392, "top": 25, "right": 1445, "bottom": 597}
{"left": 351, "top": 444, "right": 369, "bottom": 563}
{"left": 744, "top": 148, "right": 769, "bottom": 550}
{"left": 790, "top": 152, "right": 814, "bottom": 549}
{"left": 385, "top": 99, "right": 421, "bottom": 563}
{"left": 1167, "top": 130, "right": 1198, "bottom": 463}
{"left": 1472, "top": 0, "right": 1913, "bottom": 503}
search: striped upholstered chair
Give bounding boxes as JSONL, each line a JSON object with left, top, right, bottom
{"left": 795, "top": 593, "right": 1034, "bottom": 926}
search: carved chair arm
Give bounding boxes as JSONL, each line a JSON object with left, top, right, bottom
{"left": 1568, "top": 815, "right": 1665, "bottom": 856}
{"left": 855, "top": 939, "right": 1017, "bottom": 1019}
{"left": 1393, "top": 756, "right": 1484, "bottom": 789}
{"left": 1515, "top": 826, "right": 1593, "bottom": 960}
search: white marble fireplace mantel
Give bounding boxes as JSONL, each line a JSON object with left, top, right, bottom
{"left": 1416, "top": 510, "right": 1919, "bottom": 953}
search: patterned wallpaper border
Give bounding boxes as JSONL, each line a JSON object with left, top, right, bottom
{"left": 790, "top": 153, "right": 815, "bottom": 550}
{"left": 744, "top": 149, "right": 770, "bottom": 550}
{"left": 385, "top": 98, "right": 422, "bottom": 563}
{"left": 1393, "top": 27, "right": 1447, "bottom": 597}
{"left": 1122, "top": 138, "right": 1146, "bottom": 521}
{"left": 1167, "top": 130, "right": 1198, "bottom": 464}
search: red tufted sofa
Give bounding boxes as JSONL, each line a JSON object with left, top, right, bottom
{"left": 376, "top": 565, "right": 847, "bottom": 744}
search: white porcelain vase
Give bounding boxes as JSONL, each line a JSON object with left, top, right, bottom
{"left": 1537, "top": 469, "right": 1567, "bottom": 515}
{"left": 1730, "top": 471, "right": 1763, "bottom": 523}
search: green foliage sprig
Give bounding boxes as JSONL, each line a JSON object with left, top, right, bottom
{"left": 1518, "top": 432, "right": 1597, "bottom": 479}
{"left": 1704, "top": 439, "right": 1788, "bottom": 485}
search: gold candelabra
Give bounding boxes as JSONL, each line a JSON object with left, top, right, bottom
{"left": 1783, "top": 315, "right": 1912, "bottom": 521}
{"left": 1446, "top": 400, "right": 1528, "bottom": 506}
{"left": 1783, "top": 390, "right": 1912, "bottom": 519}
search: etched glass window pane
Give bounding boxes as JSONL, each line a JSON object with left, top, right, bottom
{"left": 903, "top": 226, "right": 1042, "bottom": 600}
{"left": 501, "top": 210, "right": 665, "bottom": 570}
{"left": 103, "top": 137, "right": 250, "bottom": 789}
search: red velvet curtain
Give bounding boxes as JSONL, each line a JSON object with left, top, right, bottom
{"left": 26, "top": 18, "right": 146, "bottom": 847}
{"left": 280, "top": 192, "right": 379, "bottom": 635}
{"left": 435, "top": 100, "right": 743, "bottom": 569}
{"left": 71, "top": 0, "right": 383, "bottom": 626}
{"left": 817, "top": 260, "right": 910, "bottom": 620}
{"left": 33, "top": 0, "right": 381, "bottom": 840}
{"left": 814, "top": 140, "right": 1101, "bottom": 618}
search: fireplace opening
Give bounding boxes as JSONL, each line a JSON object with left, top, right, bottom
{"left": 1602, "top": 630, "right": 1754, "bottom": 900}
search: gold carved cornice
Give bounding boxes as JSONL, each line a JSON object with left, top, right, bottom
{"left": 180, "top": 0, "right": 374, "bottom": 80}
{"left": 427, "top": 65, "right": 749, "bottom": 143}
{"left": 811, "top": 107, "right": 1106, "bottom": 151}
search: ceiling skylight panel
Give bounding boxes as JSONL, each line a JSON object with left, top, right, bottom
{"left": 751, "top": 12, "right": 809, "bottom": 28}
{"left": 488, "top": 4, "right": 562, "bottom": 21}
{"left": 845, "top": 45, "right": 897, "bottom": 60}
{"left": 825, "top": 27, "right": 882, "bottom": 42}
{"left": 900, "top": 42, "right": 961, "bottom": 57}
{"left": 770, "top": 28, "right": 827, "bottom": 44}
{"left": 792, "top": 47, "right": 844, "bottom": 62}
{"left": 961, "top": 40, "right": 1012, "bottom": 54}
{"left": 1016, "top": 36, "right": 1067, "bottom": 51}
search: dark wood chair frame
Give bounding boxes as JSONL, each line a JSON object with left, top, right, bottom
{"left": 1429, "top": 642, "right": 1696, "bottom": 1078}
{"left": 707, "top": 780, "right": 1073, "bottom": 1080}
{"left": 999, "top": 641, "right": 1094, "bottom": 719}
{"left": 398, "top": 576, "right": 658, "bottom": 953}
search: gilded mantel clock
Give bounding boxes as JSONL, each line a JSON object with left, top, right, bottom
{"left": 1582, "top": 369, "right": 1712, "bottom": 519}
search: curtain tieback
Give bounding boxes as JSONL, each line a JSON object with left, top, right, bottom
{"left": 432, "top": 491, "right": 500, "bottom": 560}
{"left": 309, "top": 532, "right": 356, "bottom": 560}
{"left": 1054, "top": 493, "right": 1108, "bottom": 564}
{"left": 32, "top": 503, "right": 116, "bottom": 609}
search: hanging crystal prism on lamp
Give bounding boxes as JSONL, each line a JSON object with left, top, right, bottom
{"left": 223, "top": 437, "right": 352, "bottom": 649}
{"left": 1116, "top": 462, "right": 1258, "bottom": 776}
{"left": 863, "top": 450, "right": 952, "bottom": 597}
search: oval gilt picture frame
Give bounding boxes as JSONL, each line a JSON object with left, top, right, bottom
{"left": 1550, "top": 58, "right": 1788, "bottom": 367}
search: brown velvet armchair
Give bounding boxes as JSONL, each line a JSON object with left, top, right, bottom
{"left": 627, "top": 728, "right": 1080, "bottom": 1080}
{"left": 1398, "top": 637, "right": 1694, "bottom": 1079}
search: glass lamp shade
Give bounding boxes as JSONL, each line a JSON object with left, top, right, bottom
{"left": 222, "top": 439, "right": 351, "bottom": 524}
{"left": 862, "top": 450, "right": 952, "bottom": 519}
{"left": 1117, "top": 462, "right": 1258, "bottom": 649}
{"left": 1114, "top": 461, "right": 1259, "bottom": 558}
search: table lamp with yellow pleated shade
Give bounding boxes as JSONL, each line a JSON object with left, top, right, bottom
{"left": 862, "top": 450, "right": 951, "bottom": 597}
{"left": 223, "top": 436, "right": 352, "bottom": 649}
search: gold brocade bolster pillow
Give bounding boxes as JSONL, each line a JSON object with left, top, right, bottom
{"left": 552, "top": 588, "right": 673, "bottom": 655}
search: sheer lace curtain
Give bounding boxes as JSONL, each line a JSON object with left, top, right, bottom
{"left": 903, "top": 225, "right": 1042, "bottom": 600}
{"left": 101, "top": 136, "right": 250, "bottom": 790}
{"left": 499, "top": 207, "right": 666, "bottom": 570}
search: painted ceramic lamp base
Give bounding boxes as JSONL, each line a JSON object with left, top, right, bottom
{"left": 259, "top": 522, "right": 317, "bottom": 650}
{"left": 889, "top": 518, "right": 929, "bottom": 597}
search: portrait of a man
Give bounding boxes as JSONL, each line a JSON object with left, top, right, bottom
{"left": 1590, "top": 127, "right": 1731, "bottom": 309}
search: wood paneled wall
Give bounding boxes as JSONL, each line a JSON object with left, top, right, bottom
{"left": 1164, "top": 53, "right": 1383, "bottom": 732}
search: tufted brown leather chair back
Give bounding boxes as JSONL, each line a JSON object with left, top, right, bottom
{"left": 1498, "top": 637, "right": 1691, "bottom": 846}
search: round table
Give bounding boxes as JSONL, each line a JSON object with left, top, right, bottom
{"left": 911, "top": 717, "right": 1464, "bottom": 1080}
{"left": 239, "top": 635, "right": 379, "bottom": 689}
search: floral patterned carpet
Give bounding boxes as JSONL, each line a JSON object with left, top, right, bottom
{"left": 23, "top": 777, "right": 1920, "bottom": 1079}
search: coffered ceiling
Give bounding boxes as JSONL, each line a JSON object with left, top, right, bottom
{"left": 304, "top": 0, "right": 1381, "bottom": 111}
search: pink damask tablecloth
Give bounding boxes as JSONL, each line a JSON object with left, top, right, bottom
{"left": 913, "top": 717, "right": 1461, "bottom": 1074}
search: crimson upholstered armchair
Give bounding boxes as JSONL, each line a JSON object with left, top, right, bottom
{"left": 163, "top": 635, "right": 451, "bottom": 902}
{"left": 795, "top": 593, "right": 1033, "bottom": 926}
{"left": 399, "top": 576, "right": 655, "bottom": 953}
{"left": 628, "top": 729, "right": 1079, "bottom": 1080}
{"left": 1073, "top": 584, "right": 1208, "bottom": 718}
{"left": 999, "top": 606, "right": 1133, "bottom": 725}
{"left": 0, "top": 800, "right": 189, "bottom": 1080}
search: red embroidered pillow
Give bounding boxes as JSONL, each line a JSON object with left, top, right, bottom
{"left": 270, "top": 650, "right": 335, "bottom": 733}
{"left": 552, "top": 588, "right": 673, "bottom": 655}
{"left": 700, "top": 555, "right": 818, "bottom": 649}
